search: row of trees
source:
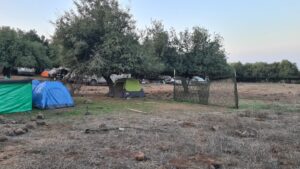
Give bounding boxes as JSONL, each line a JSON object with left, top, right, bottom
{"left": 53, "top": 0, "right": 232, "bottom": 93}
{"left": 0, "top": 27, "right": 61, "bottom": 72}
{"left": 231, "top": 60, "right": 299, "bottom": 82}
{"left": 1, "top": 0, "right": 298, "bottom": 90}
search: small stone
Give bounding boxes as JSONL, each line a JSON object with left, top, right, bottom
{"left": 10, "top": 120, "right": 17, "bottom": 124}
{"left": 36, "top": 121, "right": 46, "bottom": 126}
{"left": 5, "top": 130, "right": 15, "bottom": 136}
{"left": 99, "top": 123, "right": 107, "bottom": 129}
{"left": 159, "top": 145, "right": 169, "bottom": 152}
{"left": 134, "top": 151, "right": 145, "bottom": 161}
{"left": 30, "top": 117, "right": 37, "bottom": 121}
{"left": 0, "top": 136, "right": 8, "bottom": 142}
{"left": 210, "top": 164, "right": 222, "bottom": 169}
{"left": 14, "top": 128, "right": 26, "bottom": 135}
{"left": 36, "top": 113, "right": 44, "bottom": 120}
{"left": 0, "top": 115, "right": 5, "bottom": 123}
{"left": 22, "top": 127, "right": 29, "bottom": 133}
{"left": 25, "top": 123, "right": 36, "bottom": 129}
{"left": 211, "top": 125, "right": 220, "bottom": 131}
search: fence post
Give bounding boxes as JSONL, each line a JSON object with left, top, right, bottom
{"left": 173, "top": 69, "right": 176, "bottom": 100}
{"left": 204, "top": 76, "right": 210, "bottom": 105}
{"left": 233, "top": 71, "right": 239, "bottom": 109}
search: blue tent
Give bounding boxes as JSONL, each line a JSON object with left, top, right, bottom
{"left": 32, "top": 81, "right": 74, "bottom": 109}
{"left": 32, "top": 80, "right": 40, "bottom": 91}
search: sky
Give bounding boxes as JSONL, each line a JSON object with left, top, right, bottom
{"left": 0, "top": 0, "right": 299, "bottom": 67}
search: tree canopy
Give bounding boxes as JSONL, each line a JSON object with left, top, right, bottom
{"left": 54, "top": 0, "right": 140, "bottom": 86}
{"left": 0, "top": 27, "right": 59, "bottom": 71}
{"left": 54, "top": 0, "right": 233, "bottom": 83}
{"left": 231, "top": 60, "right": 299, "bottom": 82}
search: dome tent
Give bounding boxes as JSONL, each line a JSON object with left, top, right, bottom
{"left": 113, "top": 78, "right": 145, "bottom": 98}
{"left": 33, "top": 81, "right": 74, "bottom": 109}
{"left": 32, "top": 79, "right": 40, "bottom": 91}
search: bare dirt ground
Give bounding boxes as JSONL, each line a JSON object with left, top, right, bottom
{"left": 79, "top": 82, "right": 300, "bottom": 103}
{"left": 238, "top": 83, "right": 300, "bottom": 104}
{"left": 0, "top": 80, "right": 300, "bottom": 169}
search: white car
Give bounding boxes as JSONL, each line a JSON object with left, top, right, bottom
{"left": 16, "top": 67, "right": 35, "bottom": 76}
{"left": 189, "top": 76, "right": 206, "bottom": 84}
{"left": 85, "top": 74, "right": 131, "bottom": 86}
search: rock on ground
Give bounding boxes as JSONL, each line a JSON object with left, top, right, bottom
{"left": 14, "top": 128, "right": 26, "bottom": 135}
{"left": 0, "top": 135, "right": 8, "bottom": 142}
{"left": 25, "top": 123, "right": 36, "bottom": 129}
{"left": 0, "top": 115, "right": 5, "bottom": 123}
{"left": 134, "top": 152, "right": 145, "bottom": 161}
{"left": 36, "top": 113, "right": 44, "bottom": 120}
{"left": 36, "top": 121, "right": 46, "bottom": 126}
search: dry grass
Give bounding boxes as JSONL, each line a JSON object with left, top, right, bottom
{"left": 0, "top": 83, "right": 299, "bottom": 169}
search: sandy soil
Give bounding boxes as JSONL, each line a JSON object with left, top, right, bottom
{"left": 238, "top": 83, "right": 300, "bottom": 103}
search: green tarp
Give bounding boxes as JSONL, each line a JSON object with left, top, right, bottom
{"left": 0, "top": 80, "right": 32, "bottom": 114}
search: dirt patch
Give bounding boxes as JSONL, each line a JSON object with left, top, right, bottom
{"left": 238, "top": 83, "right": 300, "bottom": 103}
{"left": 169, "top": 154, "right": 222, "bottom": 169}
{"left": 76, "top": 83, "right": 300, "bottom": 104}
{"left": 0, "top": 83, "right": 299, "bottom": 169}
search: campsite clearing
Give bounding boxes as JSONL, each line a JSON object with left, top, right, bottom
{"left": 0, "top": 83, "right": 299, "bottom": 169}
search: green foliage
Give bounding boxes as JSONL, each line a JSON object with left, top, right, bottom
{"left": 139, "top": 21, "right": 233, "bottom": 79}
{"left": 54, "top": 0, "right": 232, "bottom": 81}
{"left": 0, "top": 27, "right": 56, "bottom": 71}
{"left": 231, "top": 60, "right": 299, "bottom": 81}
{"left": 54, "top": 0, "right": 139, "bottom": 82}
{"left": 134, "top": 21, "right": 167, "bottom": 78}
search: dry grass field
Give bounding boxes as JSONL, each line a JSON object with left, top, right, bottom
{"left": 0, "top": 82, "right": 299, "bottom": 169}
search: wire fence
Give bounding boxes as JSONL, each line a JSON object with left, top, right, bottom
{"left": 174, "top": 77, "right": 239, "bottom": 108}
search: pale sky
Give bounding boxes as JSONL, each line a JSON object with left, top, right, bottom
{"left": 0, "top": 0, "right": 299, "bottom": 67}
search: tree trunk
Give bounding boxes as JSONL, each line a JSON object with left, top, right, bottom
{"left": 63, "top": 75, "right": 83, "bottom": 96}
{"left": 181, "top": 77, "right": 189, "bottom": 94}
{"left": 103, "top": 76, "right": 114, "bottom": 97}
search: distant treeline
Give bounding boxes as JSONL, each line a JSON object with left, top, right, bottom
{"left": 0, "top": 27, "right": 61, "bottom": 73}
{"left": 231, "top": 60, "right": 300, "bottom": 82}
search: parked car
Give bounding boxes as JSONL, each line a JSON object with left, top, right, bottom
{"left": 141, "top": 79, "right": 150, "bottom": 84}
{"left": 165, "top": 78, "right": 175, "bottom": 84}
{"left": 174, "top": 79, "right": 182, "bottom": 85}
{"left": 158, "top": 75, "right": 176, "bottom": 84}
{"left": 111, "top": 74, "right": 131, "bottom": 83}
{"left": 16, "top": 67, "right": 35, "bottom": 76}
{"left": 83, "top": 75, "right": 107, "bottom": 85}
{"left": 189, "top": 76, "right": 206, "bottom": 84}
{"left": 48, "top": 67, "right": 70, "bottom": 80}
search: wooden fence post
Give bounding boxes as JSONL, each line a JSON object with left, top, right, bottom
{"left": 173, "top": 69, "right": 176, "bottom": 100}
{"left": 233, "top": 71, "right": 239, "bottom": 109}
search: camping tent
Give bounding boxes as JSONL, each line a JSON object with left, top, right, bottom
{"left": 32, "top": 81, "right": 74, "bottom": 109}
{"left": 113, "top": 78, "right": 144, "bottom": 98}
{"left": 0, "top": 79, "right": 32, "bottom": 114}
{"left": 41, "top": 71, "right": 49, "bottom": 78}
{"left": 32, "top": 79, "right": 40, "bottom": 90}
